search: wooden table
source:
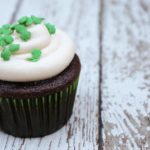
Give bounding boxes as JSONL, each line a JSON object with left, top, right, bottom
{"left": 0, "top": 0, "right": 150, "bottom": 149}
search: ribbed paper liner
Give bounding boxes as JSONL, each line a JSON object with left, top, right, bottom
{"left": 0, "top": 77, "right": 79, "bottom": 137}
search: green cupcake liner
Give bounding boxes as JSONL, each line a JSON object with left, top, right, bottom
{"left": 0, "top": 77, "right": 79, "bottom": 137}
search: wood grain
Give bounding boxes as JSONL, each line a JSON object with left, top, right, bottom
{"left": 0, "top": 0, "right": 100, "bottom": 150}
{"left": 102, "top": 0, "right": 150, "bottom": 149}
{"left": 0, "top": 0, "right": 19, "bottom": 25}
{"left": 1, "top": 0, "right": 149, "bottom": 149}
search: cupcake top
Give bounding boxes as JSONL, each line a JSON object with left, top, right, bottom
{"left": 0, "top": 16, "right": 75, "bottom": 82}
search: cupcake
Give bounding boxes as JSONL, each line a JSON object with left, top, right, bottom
{"left": 0, "top": 16, "right": 81, "bottom": 137}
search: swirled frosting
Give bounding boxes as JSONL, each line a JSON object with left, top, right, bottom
{"left": 0, "top": 24, "right": 75, "bottom": 82}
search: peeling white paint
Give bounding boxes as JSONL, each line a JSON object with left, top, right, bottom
{"left": 102, "top": 0, "right": 150, "bottom": 149}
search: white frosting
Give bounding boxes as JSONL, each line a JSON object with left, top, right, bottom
{"left": 0, "top": 24, "right": 75, "bottom": 82}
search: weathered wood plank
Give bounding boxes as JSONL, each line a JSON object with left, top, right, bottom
{"left": 102, "top": 0, "right": 150, "bottom": 149}
{"left": 0, "top": 0, "right": 20, "bottom": 25}
{"left": 0, "top": 0, "right": 101, "bottom": 149}
{"left": 0, "top": 1, "right": 24, "bottom": 149}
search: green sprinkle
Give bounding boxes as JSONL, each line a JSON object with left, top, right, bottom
{"left": 9, "top": 44, "right": 20, "bottom": 53}
{"left": 2, "top": 29, "right": 12, "bottom": 35}
{"left": 0, "top": 28, "right": 3, "bottom": 34}
{"left": 0, "top": 40, "right": 7, "bottom": 47}
{"left": 27, "top": 58, "right": 39, "bottom": 62}
{"left": 0, "top": 24, "right": 13, "bottom": 35}
{"left": 45, "top": 23, "right": 56, "bottom": 34}
{"left": 20, "top": 31, "right": 31, "bottom": 41}
{"left": 31, "top": 49, "right": 41, "bottom": 58}
{"left": 31, "top": 16, "right": 43, "bottom": 24}
{"left": 15, "top": 24, "right": 26, "bottom": 33}
{"left": 2, "top": 24, "right": 11, "bottom": 29}
{"left": 10, "top": 24, "right": 17, "bottom": 30}
{"left": 3, "top": 35, "right": 13, "bottom": 44}
{"left": 27, "top": 49, "right": 42, "bottom": 62}
{"left": 18, "top": 16, "right": 28, "bottom": 24}
{"left": 26, "top": 18, "right": 33, "bottom": 26}
{"left": 1, "top": 48, "right": 11, "bottom": 61}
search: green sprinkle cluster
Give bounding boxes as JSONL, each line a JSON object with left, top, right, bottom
{"left": 27, "top": 49, "right": 42, "bottom": 62}
{"left": 45, "top": 23, "right": 56, "bottom": 34}
{"left": 1, "top": 44, "right": 20, "bottom": 61}
{"left": 0, "top": 15, "right": 56, "bottom": 62}
{"left": 18, "top": 16, "right": 44, "bottom": 25}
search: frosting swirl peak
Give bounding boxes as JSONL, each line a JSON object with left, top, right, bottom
{"left": 0, "top": 18, "right": 75, "bottom": 82}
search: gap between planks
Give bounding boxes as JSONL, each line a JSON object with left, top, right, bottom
{"left": 99, "top": 0, "right": 105, "bottom": 149}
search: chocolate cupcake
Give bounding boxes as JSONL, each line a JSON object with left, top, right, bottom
{"left": 0, "top": 16, "right": 81, "bottom": 137}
